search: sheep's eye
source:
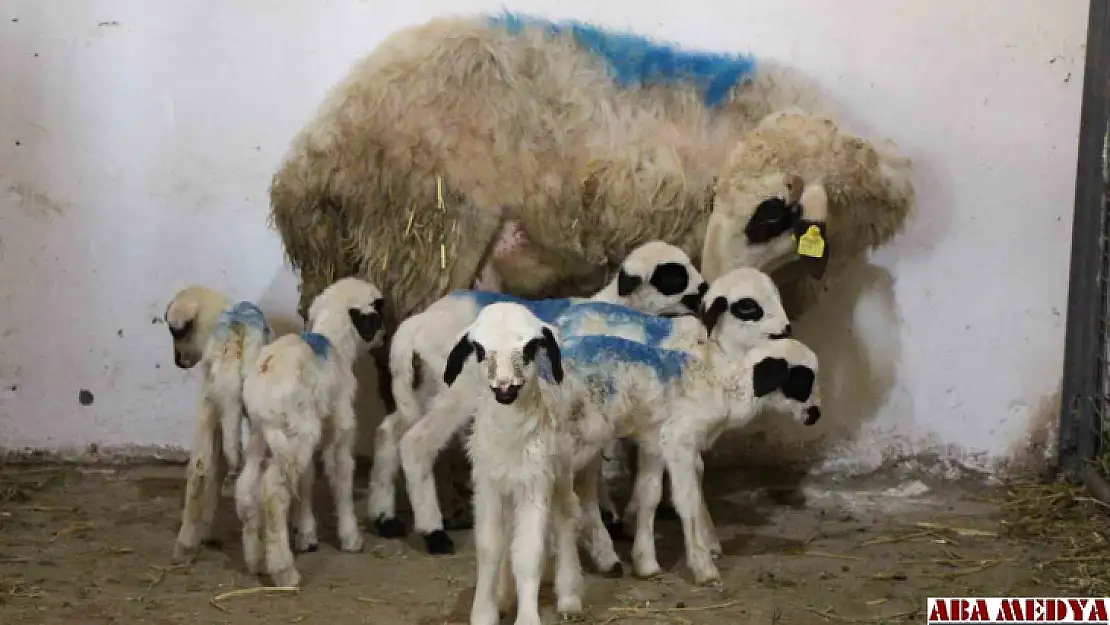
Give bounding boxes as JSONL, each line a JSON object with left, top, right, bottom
{"left": 473, "top": 342, "right": 486, "bottom": 362}
{"left": 169, "top": 320, "right": 193, "bottom": 340}
{"left": 730, "top": 298, "right": 763, "bottom": 322}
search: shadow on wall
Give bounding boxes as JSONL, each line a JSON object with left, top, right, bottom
{"left": 255, "top": 267, "right": 390, "bottom": 461}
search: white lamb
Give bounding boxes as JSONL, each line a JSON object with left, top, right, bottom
{"left": 369, "top": 240, "right": 708, "bottom": 552}
{"left": 164, "top": 286, "right": 275, "bottom": 561}
{"left": 441, "top": 302, "right": 582, "bottom": 625}
{"left": 235, "top": 277, "right": 384, "bottom": 587}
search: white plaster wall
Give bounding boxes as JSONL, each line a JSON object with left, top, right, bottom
{"left": 0, "top": 0, "right": 1088, "bottom": 472}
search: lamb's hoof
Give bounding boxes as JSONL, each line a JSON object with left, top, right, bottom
{"left": 423, "top": 530, "right": 454, "bottom": 555}
{"left": 299, "top": 541, "right": 318, "bottom": 553}
{"left": 710, "top": 547, "right": 723, "bottom": 560}
{"left": 443, "top": 514, "right": 474, "bottom": 531}
{"left": 604, "top": 520, "right": 631, "bottom": 542}
{"left": 633, "top": 562, "right": 663, "bottom": 579}
{"left": 339, "top": 532, "right": 364, "bottom": 553}
{"left": 374, "top": 516, "right": 408, "bottom": 538}
{"left": 557, "top": 595, "right": 583, "bottom": 615}
{"left": 601, "top": 562, "right": 624, "bottom": 578}
{"left": 171, "top": 541, "right": 199, "bottom": 563}
{"left": 657, "top": 503, "right": 679, "bottom": 520}
{"left": 693, "top": 569, "right": 722, "bottom": 587}
{"left": 271, "top": 567, "right": 301, "bottom": 588}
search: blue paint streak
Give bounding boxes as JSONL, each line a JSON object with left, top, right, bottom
{"left": 215, "top": 301, "right": 273, "bottom": 340}
{"left": 453, "top": 290, "right": 575, "bottom": 324}
{"left": 555, "top": 301, "right": 675, "bottom": 347}
{"left": 300, "top": 332, "right": 332, "bottom": 359}
{"left": 488, "top": 12, "right": 757, "bottom": 108}
{"left": 553, "top": 334, "right": 690, "bottom": 388}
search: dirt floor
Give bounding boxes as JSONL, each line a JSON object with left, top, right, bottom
{"left": 0, "top": 460, "right": 1102, "bottom": 625}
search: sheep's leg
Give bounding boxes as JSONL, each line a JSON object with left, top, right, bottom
{"left": 694, "top": 454, "right": 721, "bottom": 558}
{"left": 662, "top": 444, "right": 720, "bottom": 585}
{"left": 235, "top": 428, "right": 266, "bottom": 575}
{"left": 261, "top": 462, "right": 299, "bottom": 587}
{"left": 470, "top": 478, "right": 508, "bottom": 625}
{"left": 574, "top": 456, "right": 622, "bottom": 576}
{"left": 598, "top": 437, "right": 626, "bottom": 539}
{"left": 368, "top": 412, "right": 407, "bottom": 537}
{"left": 630, "top": 446, "right": 665, "bottom": 579}
{"left": 510, "top": 488, "right": 549, "bottom": 625}
{"left": 553, "top": 470, "right": 584, "bottom": 616}
{"left": 325, "top": 405, "right": 363, "bottom": 553}
{"left": 215, "top": 395, "right": 243, "bottom": 494}
{"left": 399, "top": 388, "right": 476, "bottom": 554}
{"left": 293, "top": 459, "right": 318, "bottom": 552}
{"left": 174, "top": 396, "right": 221, "bottom": 561}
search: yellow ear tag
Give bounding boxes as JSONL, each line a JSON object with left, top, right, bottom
{"left": 796, "top": 225, "right": 826, "bottom": 258}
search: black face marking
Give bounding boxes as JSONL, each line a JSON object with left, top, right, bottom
{"left": 371, "top": 297, "right": 385, "bottom": 313}
{"left": 348, "top": 308, "right": 382, "bottom": 343}
{"left": 782, "top": 365, "right": 816, "bottom": 402}
{"left": 700, "top": 296, "right": 728, "bottom": 336}
{"left": 473, "top": 342, "right": 486, "bottom": 362}
{"left": 804, "top": 405, "right": 821, "bottom": 426}
{"left": 523, "top": 338, "right": 540, "bottom": 364}
{"left": 648, "top": 263, "right": 690, "bottom": 296}
{"left": 617, "top": 269, "right": 643, "bottom": 297}
{"left": 443, "top": 335, "right": 475, "bottom": 386}
{"left": 169, "top": 319, "right": 193, "bottom": 340}
{"left": 744, "top": 197, "right": 802, "bottom": 244}
{"left": 793, "top": 219, "right": 830, "bottom": 279}
{"left": 730, "top": 297, "right": 764, "bottom": 322}
{"left": 680, "top": 280, "right": 709, "bottom": 313}
{"left": 752, "top": 357, "right": 790, "bottom": 398}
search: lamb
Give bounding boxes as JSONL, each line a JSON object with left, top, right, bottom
{"left": 164, "top": 286, "right": 275, "bottom": 561}
{"left": 369, "top": 240, "right": 707, "bottom": 549}
{"left": 269, "top": 13, "right": 914, "bottom": 340}
{"left": 440, "top": 302, "right": 582, "bottom": 625}
{"left": 234, "top": 277, "right": 384, "bottom": 587}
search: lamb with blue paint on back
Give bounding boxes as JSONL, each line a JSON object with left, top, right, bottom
{"left": 164, "top": 286, "right": 275, "bottom": 561}
{"left": 368, "top": 240, "right": 707, "bottom": 548}
{"left": 440, "top": 302, "right": 581, "bottom": 625}
{"left": 235, "top": 277, "right": 384, "bottom": 587}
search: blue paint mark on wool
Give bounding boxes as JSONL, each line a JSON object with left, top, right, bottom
{"left": 555, "top": 301, "right": 675, "bottom": 347}
{"left": 215, "top": 301, "right": 272, "bottom": 339}
{"left": 488, "top": 12, "right": 757, "bottom": 108}
{"left": 454, "top": 290, "right": 574, "bottom": 324}
{"left": 557, "top": 334, "right": 690, "bottom": 386}
{"left": 300, "top": 332, "right": 332, "bottom": 359}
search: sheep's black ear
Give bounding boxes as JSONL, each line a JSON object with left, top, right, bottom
{"left": 541, "top": 327, "right": 563, "bottom": 384}
{"left": 617, "top": 269, "right": 642, "bottom": 297}
{"left": 700, "top": 296, "right": 728, "bottom": 336}
{"left": 443, "top": 335, "right": 475, "bottom": 386}
{"left": 522, "top": 338, "right": 540, "bottom": 364}
{"left": 349, "top": 308, "right": 382, "bottom": 343}
{"left": 752, "top": 357, "right": 790, "bottom": 398}
{"left": 169, "top": 319, "right": 193, "bottom": 340}
{"left": 783, "top": 365, "right": 816, "bottom": 402}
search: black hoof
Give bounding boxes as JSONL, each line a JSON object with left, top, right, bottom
{"left": 604, "top": 521, "right": 631, "bottom": 542}
{"left": 423, "top": 530, "right": 455, "bottom": 555}
{"left": 375, "top": 516, "right": 408, "bottom": 539}
{"left": 658, "top": 503, "right": 679, "bottom": 520}
{"left": 443, "top": 515, "right": 474, "bottom": 531}
{"left": 201, "top": 537, "right": 223, "bottom": 548}
{"left": 602, "top": 562, "right": 624, "bottom": 578}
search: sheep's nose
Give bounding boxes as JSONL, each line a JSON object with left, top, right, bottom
{"left": 782, "top": 324, "right": 793, "bottom": 337}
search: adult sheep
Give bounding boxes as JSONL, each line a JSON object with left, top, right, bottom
{"left": 270, "top": 12, "right": 914, "bottom": 340}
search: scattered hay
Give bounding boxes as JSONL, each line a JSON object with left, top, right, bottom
{"left": 996, "top": 477, "right": 1110, "bottom": 594}
{"left": 209, "top": 586, "right": 300, "bottom": 613}
{"left": 803, "top": 606, "right": 919, "bottom": 623}
{"left": 596, "top": 600, "right": 742, "bottom": 625}
{"left": 0, "top": 467, "right": 65, "bottom": 505}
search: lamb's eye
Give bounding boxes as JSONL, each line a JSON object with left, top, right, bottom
{"left": 730, "top": 298, "right": 764, "bottom": 322}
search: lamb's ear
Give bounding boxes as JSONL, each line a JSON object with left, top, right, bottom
{"left": 617, "top": 269, "right": 642, "bottom": 297}
{"left": 541, "top": 326, "right": 563, "bottom": 384}
{"left": 700, "top": 296, "right": 728, "bottom": 336}
{"left": 752, "top": 357, "right": 790, "bottom": 398}
{"left": 783, "top": 365, "right": 816, "bottom": 402}
{"left": 443, "top": 334, "right": 475, "bottom": 386}
{"left": 349, "top": 308, "right": 382, "bottom": 343}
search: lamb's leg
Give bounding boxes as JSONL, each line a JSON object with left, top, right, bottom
{"left": 215, "top": 395, "right": 244, "bottom": 494}
{"left": 598, "top": 437, "right": 626, "bottom": 539}
{"left": 293, "top": 458, "right": 318, "bottom": 552}
{"left": 368, "top": 413, "right": 406, "bottom": 537}
{"left": 663, "top": 444, "right": 720, "bottom": 585}
{"left": 630, "top": 446, "right": 666, "bottom": 579}
{"left": 694, "top": 453, "right": 721, "bottom": 558}
{"left": 325, "top": 405, "right": 363, "bottom": 553}
{"left": 261, "top": 462, "right": 299, "bottom": 587}
{"left": 510, "top": 487, "right": 550, "bottom": 625}
{"left": 235, "top": 428, "right": 266, "bottom": 575}
{"left": 553, "top": 471, "right": 584, "bottom": 616}
{"left": 470, "top": 478, "right": 508, "bottom": 625}
{"left": 574, "top": 456, "right": 622, "bottom": 577}
{"left": 398, "top": 388, "right": 476, "bottom": 554}
{"left": 174, "top": 396, "right": 221, "bottom": 561}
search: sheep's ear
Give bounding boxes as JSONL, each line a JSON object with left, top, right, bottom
{"left": 349, "top": 308, "right": 382, "bottom": 343}
{"left": 752, "top": 357, "right": 790, "bottom": 397}
{"left": 783, "top": 365, "right": 816, "bottom": 402}
{"left": 443, "top": 335, "right": 475, "bottom": 386}
{"left": 617, "top": 269, "right": 642, "bottom": 297}
{"left": 541, "top": 326, "right": 563, "bottom": 384}
{"left": 169, "top": 319, "right": 193, "bottom": 340}
{"left": 700, "top": 296, "right": 728, "bottom": 336}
